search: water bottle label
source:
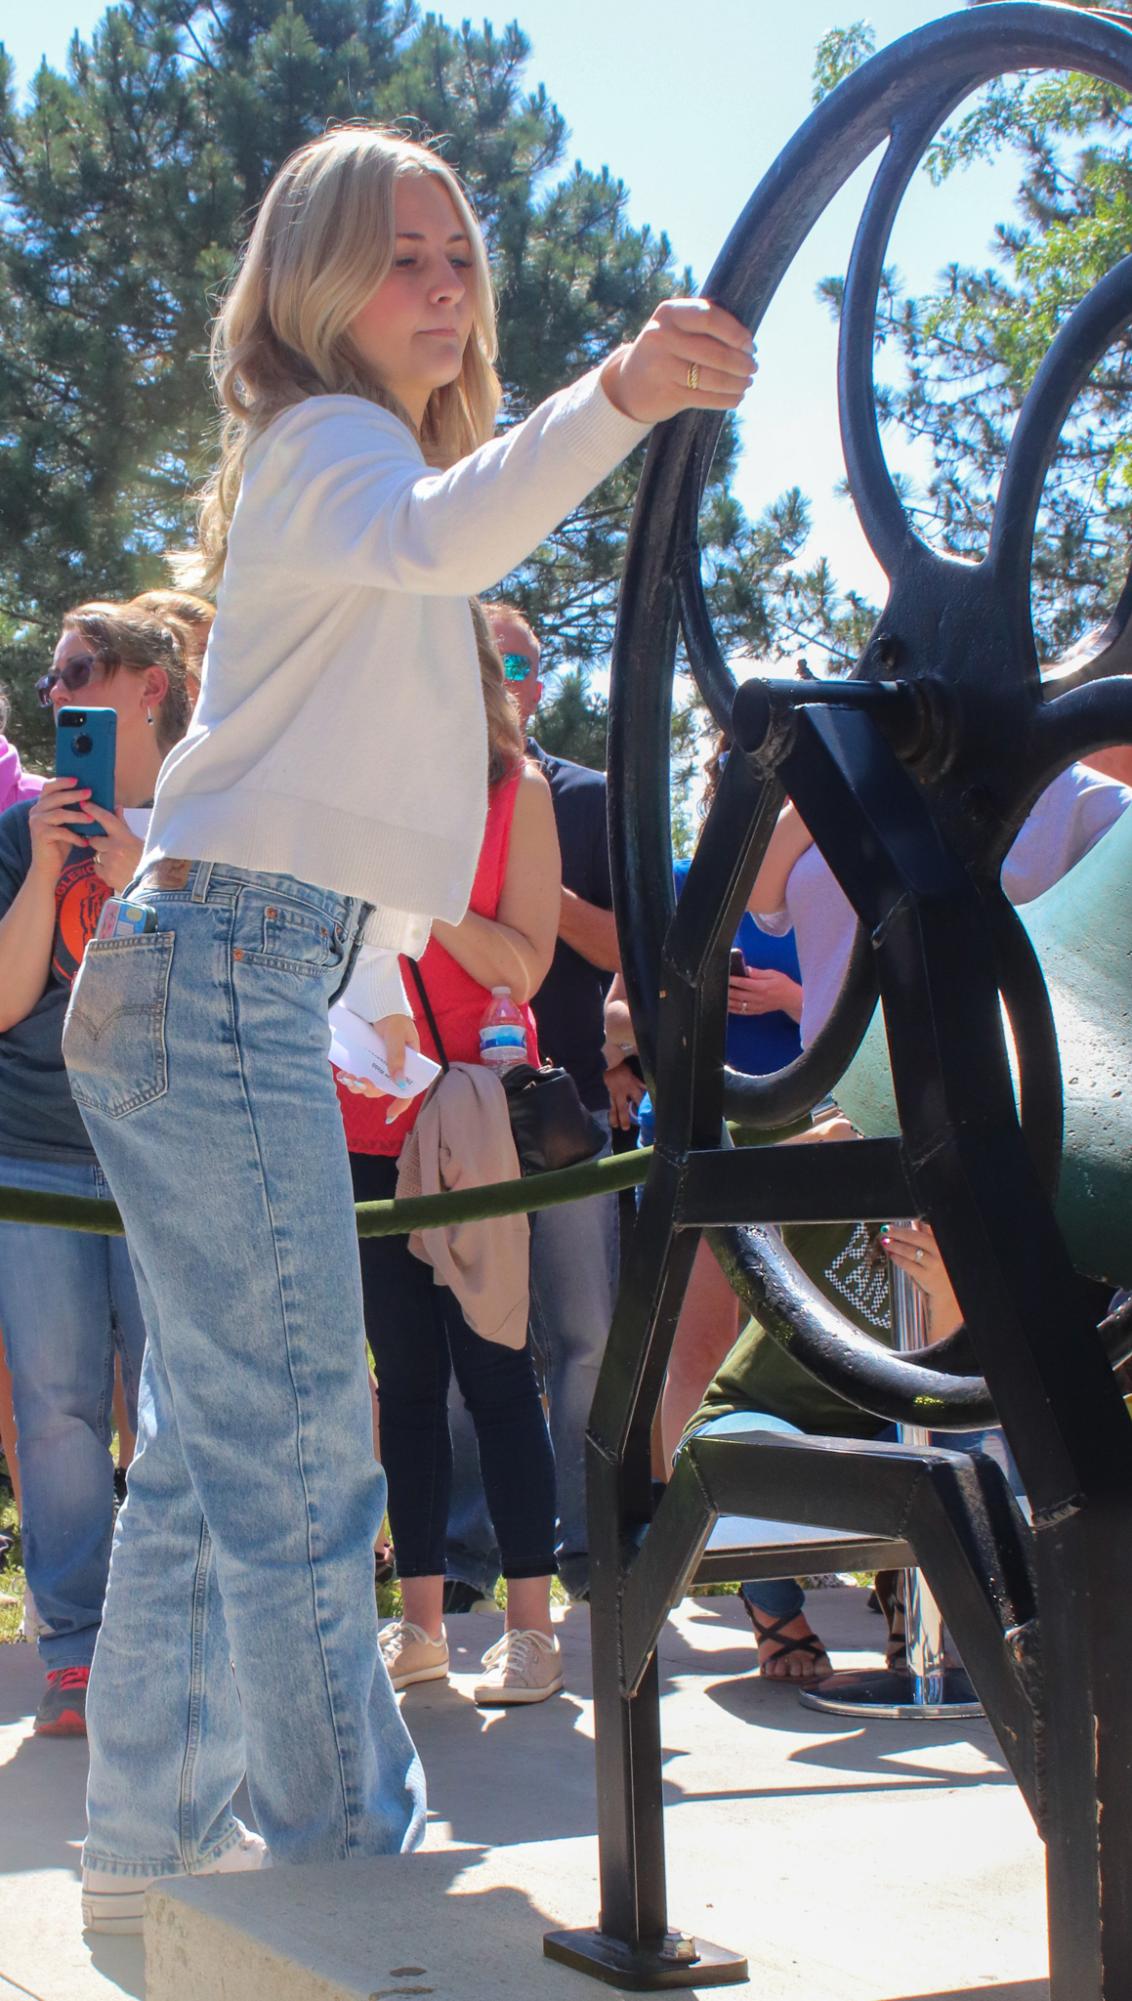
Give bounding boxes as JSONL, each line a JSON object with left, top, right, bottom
{"left": 480, "top": 1024, "right": 526, "bottom": 1056}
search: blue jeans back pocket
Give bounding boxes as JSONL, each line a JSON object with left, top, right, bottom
{"left": 63, "top": 931, "right": 175, "bottom": 1121}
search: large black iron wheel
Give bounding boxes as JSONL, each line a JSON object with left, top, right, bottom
{"left": 609, "top": 0, "right": 1132, "bottom": 1434}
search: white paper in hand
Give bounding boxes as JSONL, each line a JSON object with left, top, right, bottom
{"left": 327, "top": 1003, "right": 442, "bottom": 1100}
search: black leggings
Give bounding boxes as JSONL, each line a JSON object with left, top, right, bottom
{"left": 351, "top": 1153, "right": 556, "bottom": 1579}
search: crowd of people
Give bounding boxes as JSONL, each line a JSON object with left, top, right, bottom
{"left": 0, "top": 116, "right": 1126, "bottom": 1941}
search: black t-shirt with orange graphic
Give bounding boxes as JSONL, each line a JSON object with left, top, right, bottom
{"left": 0, "top": 800, "right": 110, "bottom": 1161}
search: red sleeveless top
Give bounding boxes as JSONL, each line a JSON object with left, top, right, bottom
{"left": 337, "top": 768, "right": 538, "bottom": 1157}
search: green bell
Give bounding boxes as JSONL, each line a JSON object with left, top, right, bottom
{"left": 835, "top": 807, "right": 1132, "bottom": 1289}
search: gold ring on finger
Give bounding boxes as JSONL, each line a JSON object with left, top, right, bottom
{"left": 686, "top": 362, "right": 700, "bottom": 391}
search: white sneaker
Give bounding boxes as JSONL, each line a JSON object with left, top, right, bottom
{"left": 473, "top": 1628, "right": 563, "bottom": 1706}
{"left": 379, "top": 1619, "right": 449, "bottom": 1692}
{"left": 81, "top": 1822, "right": 268, "bottom": 1935}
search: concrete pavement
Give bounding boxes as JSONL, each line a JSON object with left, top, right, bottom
{"left": 0, "top": 1590, "right": 1049, "bottom": 2000}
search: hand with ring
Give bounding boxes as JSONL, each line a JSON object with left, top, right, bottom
{"left": 79, "top": 803, "right": 145, "bottom": 893}
{"left": 600, "top": 296, "right": 758, "bottom": 426}
{"left": 879, "top": 1220, "right": 963, "bottom": 1338}
{"left": 728, "top": 967, "right": 803, "bottom": 1023}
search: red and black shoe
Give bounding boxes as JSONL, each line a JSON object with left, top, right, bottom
{"left": 34, "top": 1665, "right": 90, "bottom": 1737}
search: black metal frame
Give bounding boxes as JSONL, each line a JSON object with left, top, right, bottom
{"left": 544, "top": 7, "right": 1132, "bottom": 1995}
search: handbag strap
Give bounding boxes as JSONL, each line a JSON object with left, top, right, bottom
{"left": 406, "top": 958, "right": 450, "bottom": 1073}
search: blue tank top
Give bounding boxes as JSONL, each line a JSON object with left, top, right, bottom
{"left": 673, "top": 857, "right": 801, "bottom": 1075}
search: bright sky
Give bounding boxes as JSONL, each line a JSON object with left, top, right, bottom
{"left": 5, "top": 1, "right": 1026, "bottom": 618}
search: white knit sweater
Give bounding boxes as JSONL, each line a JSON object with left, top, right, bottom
{"left": 143, "top": 367, "right": 650, "bottom": 1018}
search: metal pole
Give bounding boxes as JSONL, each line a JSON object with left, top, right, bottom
{"left": 800, "top": 1243, "right": 983, "bottom": 1720}
{"left": 891, "top": 1262, "right": 982, "bottom": 1715}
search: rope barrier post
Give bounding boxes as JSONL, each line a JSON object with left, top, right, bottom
{"left": 800, "top": 1246, "right": 983, "bottom": 1721}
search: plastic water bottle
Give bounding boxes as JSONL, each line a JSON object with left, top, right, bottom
{"left": 637, "top": 1091, "right": 655, "bottom": 1147}
{"left": 478, "top": 986, "right": 528, "bottom": 1072}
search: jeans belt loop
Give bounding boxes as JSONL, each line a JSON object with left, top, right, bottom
{"left": 190, "top": 861, "right": 213, "bottom": 904}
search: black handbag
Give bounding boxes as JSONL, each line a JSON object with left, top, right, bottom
{"left": 498, "top": 1059, "right": 607, "bottom": 1176}
{"left": 407, "top": 962, "right": 606, "bottom": 1177}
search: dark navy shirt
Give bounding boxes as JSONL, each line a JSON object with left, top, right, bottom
{"left": 673, "top": 858, "right": 801, "bottom": 1075}
{"left": 527, "top": 741, "right": 613, "bottom": 1112}
{"left": 0, "top": 801, "right": 107, "bottom": 1160}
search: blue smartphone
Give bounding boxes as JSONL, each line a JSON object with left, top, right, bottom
{"left": 55, "top": 707, "right": 117, "bottom": 840}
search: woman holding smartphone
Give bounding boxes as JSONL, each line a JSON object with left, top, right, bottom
{"left": 0, "top": 602, "right": 196, "bottom": 1736}
{"left": 60, "top": 125, "right": 757, "bottom": 1928}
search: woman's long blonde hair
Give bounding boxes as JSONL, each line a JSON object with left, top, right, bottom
{"left": 185, "top": 126, "right": 501, "bottom": 593}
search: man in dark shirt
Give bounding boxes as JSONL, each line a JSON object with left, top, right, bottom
{"left": 445, "top": 606, "right": 622, "bottom": 1602}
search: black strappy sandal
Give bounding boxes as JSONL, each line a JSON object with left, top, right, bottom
{"left": 740, "top": 1598, "right": 833, "bottom": 1680}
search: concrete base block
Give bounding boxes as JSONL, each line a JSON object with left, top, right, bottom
{"left": 146, "top": 1845, "right": 605, "bottom": 2001}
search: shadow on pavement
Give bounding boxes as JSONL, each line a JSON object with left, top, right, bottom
{"left": 86, "top": 1934, "right": 145, "bottom": 1999}
{"left": 0, "top": 1727, "right": 88, "bottom": 1879}
{"left": 704, "top": 1668, "right": 1014, "bottom": 1792}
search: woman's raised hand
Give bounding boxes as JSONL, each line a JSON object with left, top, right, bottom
{"left": 601, "top": 297, "right": 757, "bottom": 426}
{"left": 27, "top": 777, "right": 91, "bottom": 886}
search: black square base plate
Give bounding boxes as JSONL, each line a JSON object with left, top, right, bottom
{"left": 544, "top": 1927, "right": 749, "bottom": 1990}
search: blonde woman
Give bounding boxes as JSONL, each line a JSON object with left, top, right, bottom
{"left": 60, "top": 124, "right": 758, "bottom": 1928}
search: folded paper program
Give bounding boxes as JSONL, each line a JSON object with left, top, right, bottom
{"left": 327, "top": 1003, "right": 442, "bottom": 1101}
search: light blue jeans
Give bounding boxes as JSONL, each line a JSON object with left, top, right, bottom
{"left": 0, "top": 1151, "right": 147, "bottom": 1669}
{"left": 446, "top": 1111, "right": 618, "bottom": 1601}
{"left": 62, "top": 861, "right": 425, "bottom": 1878}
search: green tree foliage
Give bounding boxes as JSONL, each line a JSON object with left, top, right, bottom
{"left": 0, "top": 0, "right": 866, "bottom": 770}
{"left": 818, "top": 0, "right": 1132, "bottom": 660}
{"left": 535, "top": 669, "right": 610, "bottom": 771}
{"left": 810, "top": 18, "right": 875, "bottom": 104}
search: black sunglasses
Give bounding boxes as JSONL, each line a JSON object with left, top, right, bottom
{"left": 36, "top": 656, "right": 99, "bottom": 709}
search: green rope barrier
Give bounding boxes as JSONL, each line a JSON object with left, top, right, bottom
{"left": 0, "top": 1145, "right": 652, "bottom": 1238}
